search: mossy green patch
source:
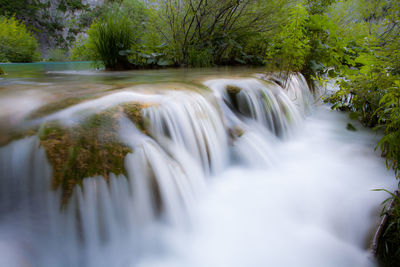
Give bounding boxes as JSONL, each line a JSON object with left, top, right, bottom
{"left": 39, "top": 108, "right": 132, "bottom": 203}
{"left": 121, "top": 103, "right": 148, "bottom": 133}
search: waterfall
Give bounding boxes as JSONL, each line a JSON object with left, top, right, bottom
{"left": 0, "top": 73, "right": 387, "bottom": 267}
{"left": 143, "top": 91, "right": 228, "bottom": 175}
{"left": 204, "top": 78, "right": 302, "bottom": 138}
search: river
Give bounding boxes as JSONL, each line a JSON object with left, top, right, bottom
{"left": 0, "top": 63, "right": 395, "bottom": 267}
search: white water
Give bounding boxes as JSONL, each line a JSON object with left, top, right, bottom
{"left": 0, "top": 74, "right": 395, "bottom": 267}
{"left": 138, "top": 106, "right": 394, "bottom": 267}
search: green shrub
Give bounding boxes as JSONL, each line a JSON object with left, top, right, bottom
{"left": 48, "top": 48, "right": 68, "bottom": 62}
{"left": 266, "top": 4, "right": 310, "bottom": 73}
{"left": 70, "top": 35, "right": 96, "bottom": 61}
{"left": 0, "top": 16, "right": 41, "bottom": 62}
{"left": 187, "top": 46, "right": 214, "bottom": 67}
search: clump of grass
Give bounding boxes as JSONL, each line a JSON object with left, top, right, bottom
{"left": 90, "top": 14, "right": 133, "bottom": 70}
{"left": 88, "top": 2, "right": 146, "bottom": 70}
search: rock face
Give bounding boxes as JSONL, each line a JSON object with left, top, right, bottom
{"left": 33, "top": 0, "right": 103, "bottom": 58}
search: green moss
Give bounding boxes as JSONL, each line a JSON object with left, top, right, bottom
{"left": 39, "top": 108, "right": 132, "bottom": 203}
{"left": 121, "top": 103, "right": 147, "bottom": 132}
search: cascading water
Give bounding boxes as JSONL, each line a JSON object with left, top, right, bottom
{"left": 205, "top": 78, "right": 301, "bottom": 138}
{"left": 0, "top": 72, "right": 395, "bottom": 267}
{"left": 142, "top": 91, "right": 228, "bottom": 175}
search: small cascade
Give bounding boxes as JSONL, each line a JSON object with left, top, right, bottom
{"left": 257, "top": 72, "right": 315, "bottom": 114}
{"left": 119, "top": 117, "right": 205, "bottom": 224}
{"left": 0, "top": 137, "right": 64, "bottom": 267}
{"left": 204, "top": 78, "right": 301, "bottom": 139}
{"left": 282, "top": 74, "right": 314, "bottom": 115}
{"left": 143, "top": 91, "right": 228, "bottom": 175}
{"left": 0, "top": 136, "right": 52, "bottom": 215}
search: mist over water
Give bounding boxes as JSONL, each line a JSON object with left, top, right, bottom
{"left": 0, "top": 67, "right": 395, "bottom": 267}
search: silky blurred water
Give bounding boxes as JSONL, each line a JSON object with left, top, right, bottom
{"left": 137, "top": 106, "right": 395, "bottom": 267}
{"left": 0, "top": 65, "right": 396, "bottom": 267}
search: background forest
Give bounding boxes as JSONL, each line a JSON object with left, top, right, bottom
{"left": 0, "top": 0, "right": 399, "bottom": 265}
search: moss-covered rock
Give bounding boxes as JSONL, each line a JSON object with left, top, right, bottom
{"left": 39, "top": 108, "right": 133, "bottom": 202}
{"left": 121, "top": 103, "right": 148, "bottom": 133}
{"left": 225, "top": 85, "right": 242, "bottom": 110}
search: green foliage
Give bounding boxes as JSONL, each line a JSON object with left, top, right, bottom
{"left": 266, "top": 4, "right": 311, "bottom": 73}
{"left": 0, "top": 16, "right": 41, "bottom": 62}
{"left": 187, "top": 47, "right": 214, "bottom": 67}
{"left": 154, "top": 0, "right": 290, "bottom": 67}
{"left": 72, "top": 0, "right": 290, "bottom": 68}
{"left": 47, "top": 48, "right": 68, "bottom": 62}
{"left": 70, "top": 35, "right": 96, "bottom": 61}
{"left": 306, "top": 0, "right": 336, "bottom": 15}
{"left": 0, "top": 0, "right": 46, "bottom": 20}
{"left": 327, "top": 6, "right": 400, "bottom": 175}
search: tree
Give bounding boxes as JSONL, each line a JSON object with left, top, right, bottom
{"left": 154, "top": 0, "right": 290, "bottom": 66}
{"left": 0, "top": 16, "right": 41, "bottom": 62}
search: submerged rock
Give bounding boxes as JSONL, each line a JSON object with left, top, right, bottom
{"left": 225, "top": 85, "right": 242, "bottom": 110}
{"left": 121, "top": 103, "right": 149, "bottom": 133}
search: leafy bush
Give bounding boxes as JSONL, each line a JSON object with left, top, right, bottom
{"left": 154, "top": 0, "right": 290, "bottom": 67}
{"left": 70, "top": 35, "right": 95, "bottom": 61}
{"left": 266, "top": 4, "right": 310, "bottom": 73}
{"left": 0, "top": 16, "right": 41, "bottom": 62}
{"left": 48, "top": 48, "right": 68, "bottom": 62}
{"left": 187, "top": 46, "right": 214, "bottom": 67}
